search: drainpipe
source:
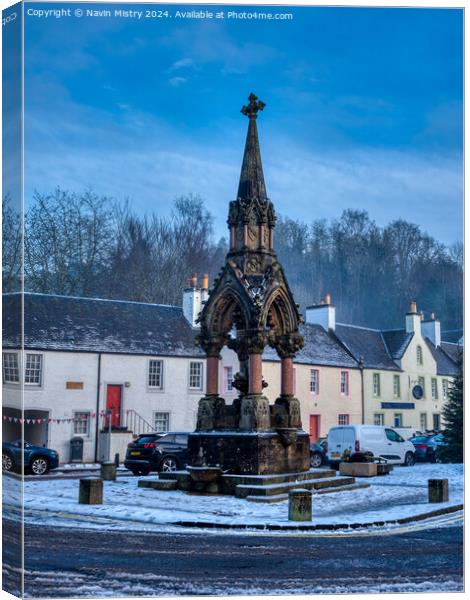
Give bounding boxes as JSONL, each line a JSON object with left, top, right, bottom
{"left": 359, "top": 355, "right": 365, "bottom": 425}
{"left": 94, "top": 353, "right": 102, "bottom": 462}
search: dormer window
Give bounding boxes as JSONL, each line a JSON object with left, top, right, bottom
{"left": 416, "top": 345, "right": 423, "bottom": 366}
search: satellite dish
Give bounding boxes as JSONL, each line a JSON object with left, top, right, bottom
{"left": 412, "top": 385, "right": 424, "bottom": 400}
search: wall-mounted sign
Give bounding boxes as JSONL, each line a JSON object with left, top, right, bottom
{"left": 66, "top": 381, "right": 84, "bottom": 390}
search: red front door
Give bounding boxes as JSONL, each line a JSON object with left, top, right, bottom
{"left": 106, "top": 385, "right": 122, "bottom": 428}
{"left": 309, "top": 415, "right": 321, "bottom": 443}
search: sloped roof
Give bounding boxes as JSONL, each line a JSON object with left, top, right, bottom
{"left": 381, "top": 329, "right": 414, "bottom": 359}
{"left": 440, "top": 341, "right": 462, "bottom": 367}
{"left": 441, "top": 329, "right": 463, "bottom": 344}
{"left": 3, "top": 293, "right": 205, "bottom": 358}
{"left": 334, "top": 324, "right": 400, "bottom": 371}
{"left": 263, "top": 323, "right": 358, "bottom": 369}
{"left": 424, "top": 339, "right": 460, "bottom": 376}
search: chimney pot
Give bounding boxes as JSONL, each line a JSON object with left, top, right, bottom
{"left": 420, "top": 311, "right": 424, "bottom": 321}
{"left": 201, "top": 274, "right": 209, "bottom": 290}
{"left": 409, "top": 301, "right": 417, "bottom": 314}
{"left": 191, "top": 273, "right": 198, "bottom": 288}
{"left": 430, "top": 312, "right": 435, "bottom": 321}
{"left": 325, "top": 292, "right": 331, "bottom": 305}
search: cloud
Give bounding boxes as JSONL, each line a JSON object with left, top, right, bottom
{"left": 168, "top": 76, "right": 187, "bottom": 87}
{"left": 167, "top": 58, "right": 197, "bottom": 72}
{"left": 24, "top": 90, "right": 463, "bottom": 246}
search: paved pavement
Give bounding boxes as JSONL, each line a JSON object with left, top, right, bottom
{"left": 3, "top": 519, "right": 464, "bottom": 597}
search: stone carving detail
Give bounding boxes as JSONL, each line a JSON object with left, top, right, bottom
{"left": 239, "top": 395, "right": 271, "bottom": 431}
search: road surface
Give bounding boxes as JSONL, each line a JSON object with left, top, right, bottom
{"left": 3, "top": 519, "right": 463, "bottom": 597}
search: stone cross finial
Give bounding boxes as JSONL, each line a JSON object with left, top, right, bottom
{"left": 241, "top": 93, "right": 266, "bottom": 118}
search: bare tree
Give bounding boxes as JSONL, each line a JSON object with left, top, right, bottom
{"left": 2, "top": 194, "right": 22, "bottom": 292}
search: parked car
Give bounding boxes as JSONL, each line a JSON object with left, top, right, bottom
{"left": 2, "top": 440, "right": 59, "bottom": 475}
{"left": 326, "top": 425, "right": 416, "bottom": 468}
{"left": 410, "top": 432, "right": 447, "bottom": 462}
{"left": 124, "top": 432, "right": 189, "bottom": 475}
{"left": 310, "top": 442, "right": 328, "bottom": 468}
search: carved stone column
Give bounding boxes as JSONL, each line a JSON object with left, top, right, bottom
{"left": 281, "top": 356, "right": 294, "bottom": 397}
{"left": 206, "top": 355, "right": 219, "bottom": 396}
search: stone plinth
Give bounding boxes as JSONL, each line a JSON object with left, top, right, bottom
{"left": 101, "top": 461, "right": 117, "bottom": 481}
{"left": 288, "top": 488, "right": 312, "bottom": 521}
{"left": 339, "top": 462, "right": 378, "bottom": 477}
{"left": 79, "top": 477, "right": 103, "bottom": 504}
{"left": 428, "top": 479, "right": 449, "bottom": 503}
{"left": 188, "top": 430, "right": 310, "bottom": 475}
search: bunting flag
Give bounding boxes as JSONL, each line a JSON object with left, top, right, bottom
{"left": 2, "top": 413, "right": 111, "bottom": 425}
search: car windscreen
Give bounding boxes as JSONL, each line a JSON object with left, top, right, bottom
{"left": 137, "top": 436, "right": 161, "bottom": 444}
{"left": 411, "top": 436, "right": 429, "bottom": 443}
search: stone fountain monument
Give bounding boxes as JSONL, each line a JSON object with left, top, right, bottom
{"left": 188, "top": 93, "right": 310, "bottom": 476}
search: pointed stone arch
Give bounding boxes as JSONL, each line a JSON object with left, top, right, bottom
{"left": 264, "top": 289, "right": 299, "bottom": 339}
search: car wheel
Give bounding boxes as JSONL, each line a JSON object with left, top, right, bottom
{"left": 30, "top": 457, "right": 49, "bottom": 475}
{"left": 2, "top": 453, "right": 13, "bottom": 472}
{"left": 310, "top": 452, "right": 323, "bottom": 468}
{"left": 160, "top": 456, "right": 179, "bottom": 473}
{"left": 403, "top": 452, "right": 415, "bottom": 467}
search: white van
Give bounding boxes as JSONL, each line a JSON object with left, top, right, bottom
{"left": 327, "top": 425, "right": 416, "bottom": 467}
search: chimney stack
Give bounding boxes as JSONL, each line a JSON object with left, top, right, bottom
{"left": 305, "top": 293, "right": 336, "bottom": 331}
{"left": 183, "top": 273, "right": 203, "bottom": 328}
{"left": 406, "top": 301, "right": 421, "bottom": 333}
{"left": 421, "top": 311, "right": 441, "bottom": 348}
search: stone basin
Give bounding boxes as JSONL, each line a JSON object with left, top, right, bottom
{"left": 187, "top": 466, "right": 223, "bottom": 483}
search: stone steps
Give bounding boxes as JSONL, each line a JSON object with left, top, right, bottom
{"left": 245, "top": 482, "right": 370, "bottom": 503}
{"left": 223, "top": 468, "right": 336, "bottom": 487}
{"left": 235, "top": 475, "right": 357, "bottom": 499}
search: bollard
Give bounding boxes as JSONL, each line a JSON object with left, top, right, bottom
{"left": 428, "top": 479, "right": 449, "bottom": 503}
{"left": 79, "top": 477, "right": 103, "bottom": 504}
{"left": 114, "top": 453, "right": 120, "bottom": 467}
{"left": 101, "top": 461, "right": 117, "bottom": 481}
{"left": 288, "top": 488, "right": 312, "bottom": 521}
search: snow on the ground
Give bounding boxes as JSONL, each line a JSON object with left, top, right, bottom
{"left": 3, "top": 463, "right": 463, "bottom": 532}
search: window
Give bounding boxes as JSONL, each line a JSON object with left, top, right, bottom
{"left": 224, "top": 367, "right": 233, "bottom": 392}
{"left": 3, "top": 352, "right": 19, "bottom": 383}
{"left": 420, "top": 413, "right": 427, "bottom": 432}
{"left": 73, "top": 411, "right": 90, "bottom": 436}
{"left": 393, "top": 414, "right": 403, "bottom": 428}
{"left": 417, "top": 345, "right": 423, "bottom": 365}
{"left": 338, "top": 414, "right": 349, "bottom": 425}
{"left": 310, "top": 369, "right": 319, "bottom": 394}
{"left": 25, "top": 354, "right": 42, "bottom": 385}
{"left": 431, "top": 378, "right": 438, "bottom": 400}
{"left": 418, "top": 376, "right": 426, "bottom": 398}
{"left": 374, "top": 413, "right": 384, "bottom": 426}
{"left": 154, "top": 412, "right": 170, "bottom": 432}
{"left": 340, "top": 371, "right": 349, "bottom": 395}
{"left": 433, "top": 414, "right": 441, "bottom": 431}
{"left": 393, "top": 375, "right": 401, "bottom": 399}
{"left": 373, "top": 373, "right": 381, "bottom": 397}
{"left": 386, "top": 428, "right": 404, "bottom": 442}
{"left": 148, "top": 359, "right": 163, "bottom": 389}
{"left": 442, "top": 379, "right": 449, "bottom": 400}
{"left": 189, "top": 362, "right": 203, "bottom": 390}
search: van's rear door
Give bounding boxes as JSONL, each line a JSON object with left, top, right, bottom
{"left": 328, "top": 427, "right": 355, "bottom": 460}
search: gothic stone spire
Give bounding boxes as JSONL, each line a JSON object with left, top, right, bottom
{"left": 237, "top": 93, "right": 267, "bottom": 202}
{"left": 228, "top": 93, "right": 276, "bottom": 251}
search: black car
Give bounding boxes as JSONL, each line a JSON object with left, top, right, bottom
{"left": 2, "top": 440, "right": 60, "bottom": 475}
{"left": 310, "top": 442, "right": 328, "bottom": 468}
{"left": 124, "top": 432, "right": 189, "bottom": 475}
{"left": 410, "top": 433, "right": 447, "bottom": 462}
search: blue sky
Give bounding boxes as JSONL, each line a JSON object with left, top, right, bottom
{"left": 23, "top": 3, "right": 463, "bottom": 243}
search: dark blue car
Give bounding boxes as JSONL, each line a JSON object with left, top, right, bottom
{"left": 2, "top": 440, "right": 59, "bottom": 475}
{"left": 409, "top": 433, "right": 446, "bottom": 463}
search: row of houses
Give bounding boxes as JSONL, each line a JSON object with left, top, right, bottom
{"left": 2, "top": 284, "right": 461, "bottom": 463}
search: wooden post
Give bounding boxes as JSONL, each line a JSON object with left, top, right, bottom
{"left": 428, "top": 479, "right": 449, "bottom": 503}
{"left": 79, "top": 477, "right": 103, "bottom": 504}
{"left": 101, "top": 461, "right": 117, "bottom": 481}
{"left": 288, "top": 489, "right": 312, "bottom": 521}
